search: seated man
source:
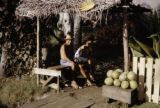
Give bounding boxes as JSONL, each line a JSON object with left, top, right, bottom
{"left": 74, "top": 36, "right": 95, "bottom": 86}
{"left": 60, "top": 33, "right": 79, "bottom": 89}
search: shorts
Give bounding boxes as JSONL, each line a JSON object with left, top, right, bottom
{"left": 60, "top": 59, "right": 73, "bottom": 67}
{"left": 75, "top": 57, "right": 88, "bottom": 64}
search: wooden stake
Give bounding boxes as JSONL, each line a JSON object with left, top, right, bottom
{"left": 123, "top": 6, "right": 129, "bottom": 72}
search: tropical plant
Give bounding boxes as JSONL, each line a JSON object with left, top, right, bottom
{"left": 129, "top": 33, "right": 160, "bottom": 58}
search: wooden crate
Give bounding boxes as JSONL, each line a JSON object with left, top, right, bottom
{"left": 133, "top": 57, "right": 160, "bottom": 103}
{"left": 102, "top": 85, "right": 137, "bottom": 104}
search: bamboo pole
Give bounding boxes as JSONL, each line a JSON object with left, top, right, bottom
{"left": 37, "top": 16, "right": 40, "bottom": 85}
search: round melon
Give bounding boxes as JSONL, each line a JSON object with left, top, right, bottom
{"left": 121, "top": 81, "right": 129, "bottom": 89}
{"left": 112, "top": 71, "right": 120, "bottom": 79}
{"left": 119, "top": 73, "right": 127, "bottom": 81}
{"left": 106, "top": 70, "right": 113, "bottom": 77}
{"left": 113, "top": 79, "right": 121, "bottom": 87}
{"left": 127, "top": 71, "right": 136, "bottom": 80}
{"left": 115, "top": 68, "right": 123, "bottom": 73}
{"left": 130, "top": 80, "right": 138, "bottom": 90}
{"left": 104, "top": 77, "right": 113, "bottom": 86}
{"left": 123, "top": 72, "right": 128, "bottom": 75}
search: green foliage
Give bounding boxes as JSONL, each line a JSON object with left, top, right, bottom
{"left": 129, "top": 34, "right": 160, "bottom": 58}
{"left": 49, "top": 29, "right": 64, "bottom": 47}
{"left": 129, "top": 39, "right": 145, "bottom": 57}
{"left": 129, "top": 10, "right": 160, "bottom": 58}
{"left": 148, "top": 34, "right": 160, "bottom": 58}
{"left": 132, "top": 102, "right": 160, "bottom": 108}
{"left": 0, "top": 76, "right": 49, "bottom": 107}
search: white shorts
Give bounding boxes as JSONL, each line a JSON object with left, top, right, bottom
{"left": 60, "top": 59, "right": 73, "bottom": 67}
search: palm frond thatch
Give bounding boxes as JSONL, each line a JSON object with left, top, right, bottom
{"left": 15, "top": 0, "right": 120, "bottom": 21}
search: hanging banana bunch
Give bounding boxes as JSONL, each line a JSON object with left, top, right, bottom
{"left": 79, "top": 0, "right": 96, "bottom": 12}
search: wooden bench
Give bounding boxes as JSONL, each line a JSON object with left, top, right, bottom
{"left": 34, "top": 65, "right": 69, "bottom": 92}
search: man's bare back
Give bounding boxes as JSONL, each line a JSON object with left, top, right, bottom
{"left": 60, "top": 44, "right": 72, "bottom": 62}
{"left": 59, "top": 34, "right": 79, "bottom": 89}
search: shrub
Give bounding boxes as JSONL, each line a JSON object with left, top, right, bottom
{"left": 0, "top": 76, "right": 49, "bottom": 108}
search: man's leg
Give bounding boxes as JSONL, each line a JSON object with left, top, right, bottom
{"left": 60, "top": 60, "right": 79, "bottom": 89}
{"left": 79, "top": 64, "right": 92, "bottom": 86}
{"left": 65, "top": 62, "right": 79, "bottom": 89}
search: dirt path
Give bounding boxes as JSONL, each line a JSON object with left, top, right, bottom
{"left": 21, "top": 86, "right": 160, "bottom": 108}
{"left": 22, "top": 86, "right": 107, "bottom": 108}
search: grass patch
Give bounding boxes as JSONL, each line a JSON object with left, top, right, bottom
{"left": 105, "top": 101, "right": 159, "bottom": 108}
{"left": 0, "top": 76, "right": 49, "bottom": 108}
{"left": 132, "top": 102, "right": 160, "bottom": 108}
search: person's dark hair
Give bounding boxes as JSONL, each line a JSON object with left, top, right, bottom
{"left": 82, "top": 35, "right": 94, "bottom": 44}
{"left": 66, "top": 32, "right": 73, "bottom": 37}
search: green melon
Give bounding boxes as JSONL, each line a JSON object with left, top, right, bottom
{"left": 115, "top": 68, "right": 123, "bottom": 73}
{"left": 113, "top": 79, "right": 121, "bottom": 87}
{"left": 104, "top": 77, "right": 113, "bottom": 86}
{"left": 127, "top": 71, "right": 136, "bottom": 80}
{"left": 123, "top": 72, "right": 128, "bottom": 75}
{"left": 112, "top": 71, "right": 120, "bottom": 79}
{"left": 106, "top": 70, "right": 113, "bottom": 77}
{"left": 121, "top": 81, "right": 129, "bottom": 89}
{"left": 119, "top": 73, "right": 127, "bottom": 81}
{"left": 130, "top": 80, "right": 138, "bottom": 90}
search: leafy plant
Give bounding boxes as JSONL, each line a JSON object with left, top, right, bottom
{"left": 0, "top": 76, "right": 49, "bottom": 107}
{"left": 149, "top": 34, "right": 160, "bottom": 58}
{"left": 129, "top": 34, "right": 160, "bottom": 58}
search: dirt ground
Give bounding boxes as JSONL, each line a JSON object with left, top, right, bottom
{"left": 22, "top": 86, "right": 107, "bottom": 108}
{"left": 21, "top": 86, "right": 160, "bottom": 108}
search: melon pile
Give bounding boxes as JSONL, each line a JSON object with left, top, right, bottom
{"left": 104, "top": 69, "right": 138, "bottom": 90}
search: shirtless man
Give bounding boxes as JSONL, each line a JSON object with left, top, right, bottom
{"left": 60, "top": 33, "right": 79, "bottom": 89}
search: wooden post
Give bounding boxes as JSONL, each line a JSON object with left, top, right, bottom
{"left": 123, "top": 4, "right": 129, "bottom": 72}
{"left": 57, "top": 76, "right": 60, "bottom": 93}
{"left": 37, "top": 16, "right": 40, "bottom": 85}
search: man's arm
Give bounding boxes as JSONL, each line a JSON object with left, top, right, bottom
{"left": 88, "top": 47, "right": 94, "bottom": 73}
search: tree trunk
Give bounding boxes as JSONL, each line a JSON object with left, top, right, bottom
{"left": 37, "top": 16, "right": 40, "bottom": 68}
{"left": 123, "top": 8, "right": 129, "bottom": 72}
{"left": 73, "top": 14, "right": 81, "bottom": 53}
{"left": 57, "top": 12, "right": 71, "bottom": 36}
{"left": 0, "top": 42, "right": 8, "bottom": 78}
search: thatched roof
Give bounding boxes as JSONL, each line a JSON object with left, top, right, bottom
{"left": 15, "top": 0, "right": 120, "bottom": 21}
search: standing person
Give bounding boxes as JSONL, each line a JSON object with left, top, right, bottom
{"left": 60, "top": 33, "right": 79, "bottom": 89}
{"left": 74, "top": 36, "right": 94, "bottom": 86}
